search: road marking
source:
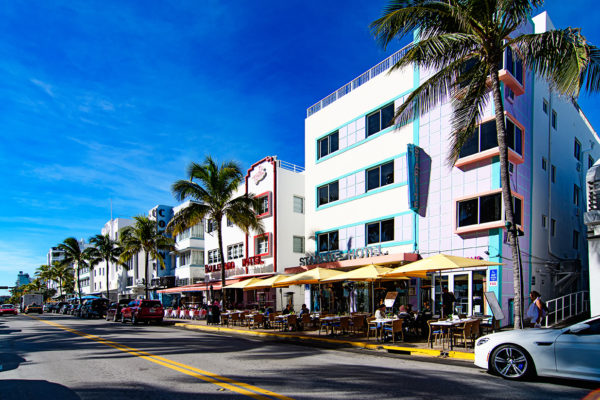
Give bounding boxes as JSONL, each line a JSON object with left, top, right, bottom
{"left": 26, "top": 315, "right": 294, "bottom": 400}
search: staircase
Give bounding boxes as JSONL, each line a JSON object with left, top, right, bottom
{"left": 543, "top": 291, "right": 589, "bottom": 327}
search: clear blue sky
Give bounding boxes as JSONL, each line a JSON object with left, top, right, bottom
{"left": 1, "top": 1, "right": 598, "bottom": 295}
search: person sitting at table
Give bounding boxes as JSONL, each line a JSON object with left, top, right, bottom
{"left": 375, "top": 303, "right": 386, "bottom": 320}
{"left": 282, "top": 304, "right": 292, "bottom": 315}
{"left": 298, "top": 304, "right": 309, "bottom": 318}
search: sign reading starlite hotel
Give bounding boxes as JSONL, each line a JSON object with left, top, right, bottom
{"left": 299, "top": 245, "right": 387, "bottom": 266}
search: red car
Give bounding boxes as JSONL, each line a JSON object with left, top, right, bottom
{"left": 121, "top": 300, "right": 163, "bottom": 325}
{"left": 0, "top": 304, "right": 18, "bottom": 315}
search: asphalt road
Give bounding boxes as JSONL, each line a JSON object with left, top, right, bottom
{"left": 0, "top": 314, "right": 597, "bottom": 400}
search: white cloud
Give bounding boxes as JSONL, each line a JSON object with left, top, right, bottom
{"left": 30, "top": 78, "right": 55, "bottom": 98}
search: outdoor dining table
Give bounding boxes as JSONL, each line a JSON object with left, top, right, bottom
{"left": 318, "top": 316, "right": 341, "bottom": 335}
{"left": 430, "top": 318, "right": 477, "bottom": 350}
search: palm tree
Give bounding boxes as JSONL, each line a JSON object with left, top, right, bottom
{"left": 57, "top": 237, "right": 92, "bottom": 304}
{"left": 88, "top": 234, "right": 122, "bottom": 301}
{"left": 50, "top": 261, "right": 72, "bottom": 299}
{"left": 167, "top": 156, "right": 264, "bottom": 308}
{"left": 119, "top": 216, "right": 173, "bottom": 299}
{"left": 371, "top": 0, "right": 599, "bottom": 328}
{"left": 35, "top": 264, "right": 53, "bottom": 289}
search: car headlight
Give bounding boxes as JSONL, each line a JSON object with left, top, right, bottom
{"left": 476, "top": 337, "right": 490, "bottom": 346}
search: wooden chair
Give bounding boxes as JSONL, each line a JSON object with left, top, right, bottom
{"left": 301, "top": 313, "right": 312, "bottom": 330}
{"left": 283, "top": 314, "right": 297, "bottom": 331}
{"left": 427, "top": 319, "right": 443, "bottom": 347}
{"left": 250, "top": 314, "right": 264, "bottom": 329}
{"left": 351, "top": 315, "right": 366, "bottom": 336}
{"left": 469, "top": 319, "right": 481, "bottom": 346}
{"left": 367, "top": 317, "right": 379, "bottom": 340}
{"left": 333, "top": 316, "right": 350, "bottom": 335}
{"left": 383, "top": 319, "right": 404, "bottom": 343}
{"left": 452, "top": 320, "right": 472, "bottom": 349}
{"left": 230, "top": 312, "right": 240, "bottom": 326}
{"left": 220, "top": 314, "right": 229, "bottom": 327}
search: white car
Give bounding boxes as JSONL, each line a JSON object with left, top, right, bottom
{"left": 474, "top": 316, "right": 600, "bottom": 381}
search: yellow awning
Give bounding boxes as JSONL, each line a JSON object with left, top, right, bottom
{"left": 242, "top": 275, "right": 289, "bottom": 291}
{"left": 320, "top": 264, "right": 408, "bottom": 282}
{"left": 273, "top": 267, "right": 344, "bottom": 287}
{"left": 223, "top": 278, "right": 264, "bottom": 289}
{"left": 386, "top": 253, "right": 503, "bottom": 277}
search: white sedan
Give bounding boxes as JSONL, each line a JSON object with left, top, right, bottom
{"left": 474, "top": 316, "right": 600, "bottom": 381}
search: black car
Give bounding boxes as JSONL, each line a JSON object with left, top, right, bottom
{"left": 53, "top": 302, "right": 69, "bottom": 313}
{"left": 81, "top": 299, "right": 110, "bottom": 319}
{"left": 106, "top": 299, "right": 131, "bottom": 322}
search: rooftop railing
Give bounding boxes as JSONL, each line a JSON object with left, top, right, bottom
{"left": 306, "top": 44, "right": 411, "bottom": 118}
{"left": 276, "top": 159, "right": 305, "bottom": 173}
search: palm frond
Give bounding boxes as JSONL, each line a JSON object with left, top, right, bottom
{"left": 166, "top": 202, "right": 210, "bottom": 236}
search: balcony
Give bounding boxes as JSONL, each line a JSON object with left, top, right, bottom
{"left": 498, "top": 46, "right": 525, "bottom": 96}
{"left": 454, "top": 190, "right": 523, "bottom": 235}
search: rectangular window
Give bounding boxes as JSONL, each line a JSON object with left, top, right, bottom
{"left": 541, "top": 157, "right": 547, "bottom": 171}
{"left": 552, "top": 110, "right": 557, "bottom": 129}
{"left": 542, "top": 214, "right": 547, "bottom": 229}
{"left": 551, "top": 219, "right": 556, "bottom": 236}
{"left": 574, "top": 138, "right": 582, "bottom": 161}
{"left": 505, "top": 86, "right": 515, "bottom": 101}
{"left": 366, "top": 103, "right": 395, "bottom": 137}
{"left": 505, "top": 46, "right": 524, "bottom": 85}
{"left": 574, "top": 184, "right": 581, "bottom": 206}
{"left": 256, "top": 236, "right": 269, "bottom": 255}
{"left": 207, "top": 219, "right": 216, "bottom": 233}
{"left": 318, "top": 181, "right": 339, "bottom": 206}
{"left": 457, "top": 193, "right": 521, "bottom": 228}
{"left": 459, "top": 116, "right": 522, "bottom": 158}
{"left": 227, "top": 243, "right": 243, "bottom": 260}
{"left": 543, "top": 99, "right": 548, "bottom": 114}
{"left": 293, "top": 196, "right": 304, "bottom": 214}
{"left": 366, "top": 219, "right": 395, "bottom": 245}
{"left": 207, "top": 249, "right": 221, "bottom": 264}
{"left": 366, "top": 161, "right": 394, "bottom": 191}
{"left": 589, "top": 155, "right": 595, "bottom": 170}
{"left": 226, "top": 218, "right": 233, "bottom": 227}
{"left": 293, "top": 236, "right": 305, "bottom": 253}
{"left": 551, "top": 165, "right": 556, "bottom": 183}
{"left": 318, "top": 131, "right": 339, "bottom": 159}
{"left": 573, "top": 230, "right": 579, "bottom": 249}
{"left": 256, "top": 195, "right": 270, "bottom": 216}
{"left": 317, "top": 231, "right": 339, "bottom": 253}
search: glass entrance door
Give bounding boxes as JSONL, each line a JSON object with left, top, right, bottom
{"left": 452, "top": 274, "right": 469, "bottom": 315}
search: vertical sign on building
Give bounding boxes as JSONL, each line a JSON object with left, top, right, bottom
{"left": 407, "top": 144, "right": 421, "bottom": 212}
{"left": 150, "top": 205, "right": 174, "bottom": 276}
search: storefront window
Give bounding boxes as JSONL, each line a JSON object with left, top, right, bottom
{"left": 472, "top": 271, "right": 486, "bottom": 315}
{"left": 453, "top": 274, "right": 469, "bottom": 315}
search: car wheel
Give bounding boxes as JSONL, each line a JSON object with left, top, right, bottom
{"left": 132, "top": 314, "right": 138, "bottom": 325}
{"left": 490, "top": 344, "right": 534, "bottom": 380}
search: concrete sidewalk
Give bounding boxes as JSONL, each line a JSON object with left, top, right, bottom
{"left": 168, "top": 318, "right": 475, "bottom": 361}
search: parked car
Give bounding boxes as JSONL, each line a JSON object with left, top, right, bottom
{"left": 474, "top": 315, "right": 600, "bottom": 381}
{"left": 106, "top": 299, "right": 131, "bottom": 322}
{"left": 54, "top": 302, "right": 69, "bottom": 313}
{"left": 60, "top": 303, "right": 73, "bottom": 314}
{"left": 81, "top": 298, "right": 110, "bottom": 319}
{"left": 121, "top": 300, "right": 164, "bottom": 325}
{"left": 25, "top": 304, "right": 43, "bottom": 314}
{"left": 0, "top": 304, "right": 18, "bottom": 315}
{"left": 72, "top": 304, "right": 84, "bottom": 317}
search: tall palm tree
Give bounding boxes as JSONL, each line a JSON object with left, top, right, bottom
{"left": 58, "top": 237, "right": 92, "bottom": 304}
{"left": 371, "top": 0, "right": 599, "bottom": 328}
{"left": 119, "top": 216, "right": 173, "bottom": 299}
{"left": 167, "top": 156, "right": 264, "bottom": 308}
{"left": 88, "top": 234, "right": 122, "bottom": 301}
{"left": 50, "top": 261, "right": 72, "bottom": 299}
{"left": 35, "top": 264, "right": 53, "bottom": 289}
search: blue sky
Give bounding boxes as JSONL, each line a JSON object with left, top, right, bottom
{"left": 1, "top": 1, "right": 598, "bottom": 295}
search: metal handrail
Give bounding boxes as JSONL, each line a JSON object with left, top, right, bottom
{"left": 543, "top": 290, "right": 589, "bottom": 327}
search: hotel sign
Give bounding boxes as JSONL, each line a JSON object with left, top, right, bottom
{"left": 242, "top": 256, "right": 264, "bottom": 266}
{"left": 205, "top": 262, "right": 236, "bottom": 273}
{"left": 407, "top": 144, "right": 420, "bottom": 212}
{"left": 299, "top": 245, "right": 386, "bottom": 266}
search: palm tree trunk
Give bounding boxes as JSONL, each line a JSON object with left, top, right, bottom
{"left": 59, "top": 277, "right": 63, "bottom": 299}
{"left": 217, "top": 226, "right": 226, "bottom": 309}
{"left": 106, "top": 257, "right": 110, "bottom": 301}
{"left": 490, "top": 67, "right": 523, "bottom": 329}
{"left": 76, "top": 263, "right": 82, "bottom": 304}
{"left": 145, "top": 252, "right": 149, "bottom": 299}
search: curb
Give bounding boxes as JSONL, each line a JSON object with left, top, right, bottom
{"left": 173, "top": 322, "right": 475, "bottom": 361}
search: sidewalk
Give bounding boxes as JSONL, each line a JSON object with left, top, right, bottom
{"left": 167, "top": 317, "right": 475, "bottom": 361}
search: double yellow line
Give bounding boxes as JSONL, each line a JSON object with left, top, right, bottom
{"left": 27, "top": 315, "right": 294, "bottom": 400}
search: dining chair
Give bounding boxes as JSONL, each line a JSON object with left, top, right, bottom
{"left": 333, "top": 316, "right": 350, "bottom": 335}
{"left": 469, "top": 319, "right": 481, "bottom": 346}
{"left": 230, "top": 312, "right": 240, "bottom": 326}
{"left": 452, "top": 320, "right": 472, "bottom": 348}
{"left": 367, "top": 317, "right": 379, "bottom": 340}
{"left": 382, "top": 319, "right": 404, "bottom": 343}
{"left": 301, "top": 313, "right": 312, "bottom": 330}
{"left": 351, "top": 315, "right": 366, "bottom": 336}
{"left": 251, "top": 313, "right": 264, "bottom": 329}
{"left": 427, "top": 319, "right": 443, "bottom": 347}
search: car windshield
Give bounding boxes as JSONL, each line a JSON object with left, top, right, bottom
{"left": 1, "top": 304, "right": 14, "bottom": 309}
{"left": 141, "top": 301, "right": 161, "bottom": 308}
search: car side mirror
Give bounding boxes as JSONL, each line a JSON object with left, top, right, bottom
{"left": 567, "top": 323, "right": 590, "bottom": 334}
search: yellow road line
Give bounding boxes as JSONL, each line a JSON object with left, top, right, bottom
{"left": 26, "top": 315, "right": 293, "bottom": 400}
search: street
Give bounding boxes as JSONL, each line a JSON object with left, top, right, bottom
{"left": 0, "top": 314, "right": 596, "bottom": 400}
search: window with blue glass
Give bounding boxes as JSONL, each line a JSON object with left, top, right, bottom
{"left": 318, "top": 230, "right": 338, "bottom": 253}
{"left": 366, "top": 219, "right": 394, "bottom": 245}
{"left": 367, "top": 103, "right": 395, "bottom": 137}
{"left": 318, "top": 130, "right": 339, "bottom": 159}
{"left": 318, "top": 181, "right": 339, "bottom": 206}
{"left": 505, "top": 46, "right": 524, "bottom": 86}
{"left": 366, "top": 161, "right": 394, "bottom": 191}
{"left": 459, "top": 117, "right": 522, "bottom": 158}
{"left": 457, "top": 193, "right": 521, "bottom": 228}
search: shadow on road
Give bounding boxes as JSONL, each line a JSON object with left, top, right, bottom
{"left": 0, "top": 379, "right": 80, "bottom": 400}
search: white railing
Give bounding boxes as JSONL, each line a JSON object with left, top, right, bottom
{"left": 306, "top": 43, "right": 411, "bottom": 117}
{"left": 277, "top": 159, "right": 305, "bottom": 173}
{"left": 543, "top": 291, "right": 589, "bottom": 327}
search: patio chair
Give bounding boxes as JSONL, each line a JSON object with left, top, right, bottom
{"left": 333, "top": 316, "right": 350, "bottom": 335}
{"left": 230, "top": 312, "right": 240, "bottom": 326}
{"left": 452, "top": 320, "right": 473, "bottom": 349}
{"left": 284, "top": 314, "right": 297, "bottom": 331}
{"left": 382, "top": 319, "right": 404, "bottom": 343}
{"left": 469, "top": 319, "right": 481, "bottom": 346}
{"left": 250, "top": 313, "right": 264, "bottom": 329}
{"left": 220, "top": 314, "right": 229, "bottom": 327}
{"left": 367, "top": 317, "right": 379, "bottom": 340}
{"left": 427, "top": 319, "right": 443, "bottom": 348}
{"left": 350, "top": 315, "right": 366, "bottom": 336}
{"left": 300, "top": 313, "right": 312, "bottom": 330}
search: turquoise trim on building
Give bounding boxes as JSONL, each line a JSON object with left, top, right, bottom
{"left": 412, "top": 59, "right": 420, "bottom": 252}
{"left": 491, "top": 156, "right": 501, "bottom": 189}
{"left": 315, "top": 89, "right": 414, "bottom": 164}
{"left": 315, "top": 210, "right": 414, "bottom": 235}
{"left": 316, "top": 181, "right": 408, "bottom": 211}
{"left": 528, "top": 66, "right": 535, "bottom": 296}
{"left": 488, "top": 228, "right": 503, "bottom": 305}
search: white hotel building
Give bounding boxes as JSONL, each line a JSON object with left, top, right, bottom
{"left": 301, "top": 12, "right": 599, "bottom": 324}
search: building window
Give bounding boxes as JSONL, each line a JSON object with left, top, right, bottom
{"left": 508, "top": 162, "right": 514, "bottom": 175}
{"left": 543, "top": 99, "right": 548, "bottom": 114}
{"left": 293, "top": 236, "right": 305, "bottom": 253}
{"left": 226, "top": 218, "right": 233, "bottom": 227}
{"left": 227, "top": 243, "right": 244, "bottom": 260}
{"left": 589, "top": 155, "right": 595, "bottom": 170}
{"left": 573, "top": 230, "right": 579, "bottom": 249}
{"left": 255, "top": 235, "right": 269, "bottom": 256}
{"left": 207, "top": 249, "right": 221, "bottom": 264}
{"left": 552, "top": 110, "right": 557, "bottom": 129}
{"left": 318, "top": 131, "right": 339, "bottom": 159}
{"left": 541, "top": 157, "right": 547, "bottom": 171}
{"left": 367, "top": 103, "right": 395, "bottom": 137}
{"left": 318, "top": 181, "right": 339, "bottom": 206}
{"left": 551, "top": 165, "right": 556, "bottom": 183}
{"left": 459, "top": 116, "right": 522, "bottom": 158}
{"left": 457, "top": 193, "right": 522, "bottom": 228}
{"left": 574, "top": 184, "right": 581, "bottom": 206}
{"left": 551, "top": 219, "right": 556, "bottom": 236}
{"left": 366, "top": 219, "right": 394, "bottom": 245}
{"left": 574, "top": 138, "right": 581, "bottom": 161}
{"left": 206, "top": 219, "right": 216, "bottom": 233}
{"left": 505, "top": 86, "right": 515, "bottom": 102}
{"left": 366, "top": 161, "right": 394, "bottom": 191}
{"left": 256, "top": 194, "right": 270, "bottom": 216}
{"left": 293, "top": 196, "right": 304, "bottom": 214}
{"left": 505, "top": 46, "right": 524, "bottom": 86}
{"left": 542, "top": 214, "right": 547, "bottom": 229}
{"left": 317, "top": 230, "right": 339, "bottom": 253}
